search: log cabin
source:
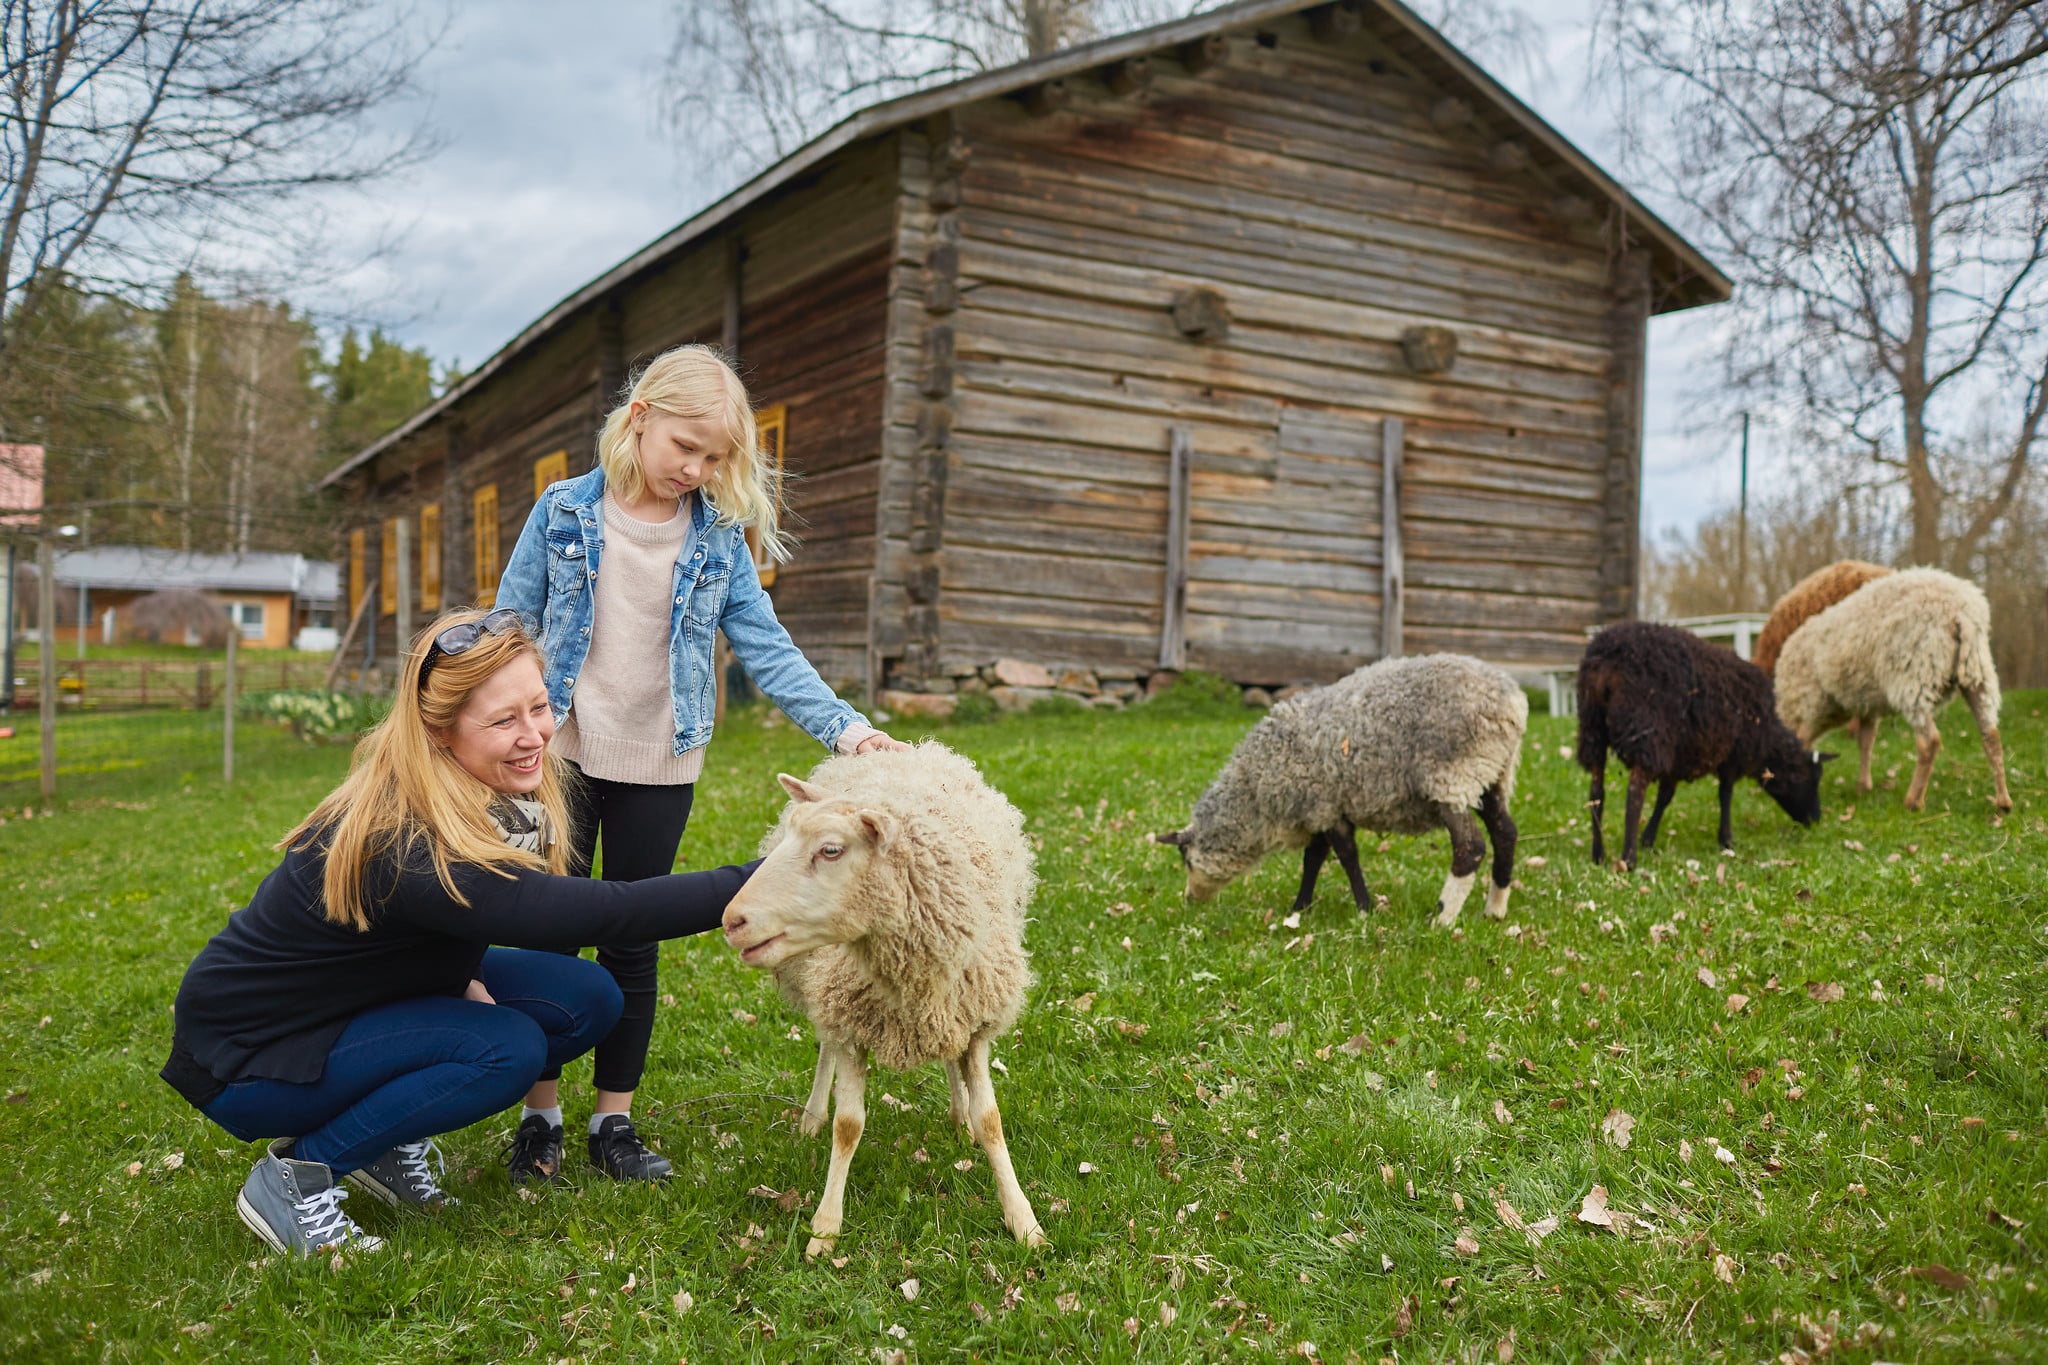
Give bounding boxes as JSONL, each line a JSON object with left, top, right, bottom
{"left": 322, "top": 0, "right": 1729, "bottom": 707}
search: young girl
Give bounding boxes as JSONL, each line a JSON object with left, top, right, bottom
{"left": 160, "top": 608, "right": 759, "bottom": 1254}
{"left": 494, "top": 343, "right": 903, "bottom": 1184}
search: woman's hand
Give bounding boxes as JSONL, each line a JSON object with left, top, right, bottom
{"left": 854, "top": 731, "right": 911, "bottom": 754}
{"left": 465, "top": 979, "right": 497, "bottom": 1005}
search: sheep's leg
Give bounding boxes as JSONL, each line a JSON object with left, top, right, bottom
{"left": 1326, "top": 822, "right": 1372, "bottom": 914}
{"left": 961, "top": 1035, "right": 1046, "bottom": 1248}
{"left": 1432, "top": 805, "right": 1486, "bottom": 928}
{"left": 800, "top": 1044, "right": 835, "bottom": 1137}
{"left": 1619, "top": 768, "right": 1650, "bottom": 870}
{"left": 1717, "top": 771, "right": 1736, "bottom": 851}
{"left": 1292, "top": 832, "right": 1330, "bottom": 913}
{"left": 1904, "top": 719, "right": 1942, "bottom": 811}
{"left": 1586, "top": 761, "right": 1607, "bottom": 866}
{"left": 1478, "top": 784, "right": 1517, "bottom": 920}
{"left": 805, "top": 1042, "right": 868, "bottom": 1259}
{"left": 1639, "top": 777, "right": 1679, "bottom": 851}
{"left": 1963, "top": 686, "right": 2013, "bottom": 812}
{"left": 1850, "top": 717, "right": 1879, "bottom": 792}
{"left": 944, "top": 1059, "right": 970, "bottom": 1131}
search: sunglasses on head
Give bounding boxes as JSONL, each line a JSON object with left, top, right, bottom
{"left": 417, "top": 608, "right": 524, "bottom": 688}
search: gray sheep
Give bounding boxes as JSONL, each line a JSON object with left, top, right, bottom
{"left": 1151, "top": 654, "right": 1527, "bottom": 928}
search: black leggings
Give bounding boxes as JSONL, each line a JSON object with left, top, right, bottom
{"left": 537, "top": 769, "right": 695, "bottom": 1094}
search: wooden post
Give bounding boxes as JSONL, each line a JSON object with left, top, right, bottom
{"left": 222, "top": 613, "right": 237, "bottom": 785}
{"left": 1159, "top": 426, "right": 1192, "bottom": 670}
{"left": 37, "top": 538, "right": 56, "bottom": 801}
{"left": 395, "top": 515, "right": 413, "bottom": 658}
{"left": 722, "top": 233, "right": 744, "bottom": 360}
{"left": 323, "top": 580, "right": 377, "bottom": 692}
{"left": 1381, "top": 417, "right": 1405, "bottom": 659}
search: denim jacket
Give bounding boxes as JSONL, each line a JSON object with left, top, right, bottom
{"left": 495, "top": 466, "right": 867, "bottom": 756}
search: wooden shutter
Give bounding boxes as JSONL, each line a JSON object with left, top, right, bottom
{"left": 473, "top": 484, "right": 500, "bottom": 606}
{"left": 418, "top": 503, "right": 441, "bottom": 611}
{"left": 747, "top": 404, "right": 787, "bottom": 587}
{"left": 380, "top": 518, "right": 398, "bottom": 616}
{"left": 533, "top": 450, "right": 567, "bottom": 501}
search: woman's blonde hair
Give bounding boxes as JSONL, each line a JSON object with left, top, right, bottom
{"left": 595, "top": 343, "right": 787, "bottom": 561}
{"left": 282, "top": 608, "right": 574, "bottom": 931}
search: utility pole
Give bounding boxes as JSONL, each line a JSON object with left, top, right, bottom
{"left": 1736, "top": 412, "right": 1751, "bottom": 612}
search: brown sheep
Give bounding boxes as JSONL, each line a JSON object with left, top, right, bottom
{"left": 1754, "top": 561, "right": 1892, "bottom": 675}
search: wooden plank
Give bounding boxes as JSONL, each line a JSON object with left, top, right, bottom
{"left": 942, "top": 544, "right": 1161, "bottom": 605}
{"left": 1601, "top": 249, "right": 1652, "bottom": 621}
{"left": 1381, "top": 416, "right": 1404, "bottom": 659}
{"left": 1161, "top": 426, "right": 1192, "bottom": 669}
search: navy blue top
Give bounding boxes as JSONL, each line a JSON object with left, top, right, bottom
{"left": 160, "top": 834, "right": 752, "bottom": 1106}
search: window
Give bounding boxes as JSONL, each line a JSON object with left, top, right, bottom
{"left": 381, "top": 518, "right": 399, "bottom": 615}
{"left": 748, "top": 403, "right": 787, "bottom": 588}
{"left": 473, "top": 484, "right": 501, "bottom": 606}
{"left": 533, "top": 449, "right": 568, "bottom": 501}
{"left": 348, "top": 528, "right": 366, "bottom": 617}
{"left": 227, "top": 601, "right": 264, "bottom": 639}
{"left": 419, "top": 503, "right": 442, "bottom": 611}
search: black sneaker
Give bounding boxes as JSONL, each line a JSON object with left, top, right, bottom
{"left": 503, "top": 1114, "right": 565, "bottom": 1186}
{"left": 588, "top": 1114, "right": 672, "bottom": 1181}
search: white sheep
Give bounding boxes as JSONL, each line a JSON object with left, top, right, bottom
{"left": 1151, "top": 653, "right": 1527, "bottom": 927}
{"left": 720, "top": 741, "right": 1044, "bottom": 1255}
{"left": 1774, "top": 566, "right": 2012, "bottom": 812}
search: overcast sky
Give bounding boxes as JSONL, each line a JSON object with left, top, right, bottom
{"left": 329, "top": 0, "right": 1742, "bottom": 540}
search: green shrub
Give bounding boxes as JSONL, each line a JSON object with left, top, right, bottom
{"left": 1141, "top": 669, "right": 1243, "bottom": 717}
{"left": 949, "top": 690, "right": 998, "bottom": 725}
{"left": 1027, "top": 693, "right": 1087, "bottom": 716}
{"left": 241, "top": 689, "right": 387, "bottom": 742}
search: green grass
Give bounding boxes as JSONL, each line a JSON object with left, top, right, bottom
{"left": 2, "top": 693, "right": 2045, "bottom": 1362}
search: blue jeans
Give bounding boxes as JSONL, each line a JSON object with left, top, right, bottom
{"left": 202, "top": 949, "right": 622, "bottom": 1172}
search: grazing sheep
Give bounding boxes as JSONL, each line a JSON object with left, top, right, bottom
{"left": 1752, "top": 560, "right": 1893, "bottom": 675}
{"left": 1774, "top": 567, "right": 2012, "bottom": 812}
{"left": 1576, "top": 621, "right": 1828, "bottom": 869}
{"left": 720, "top": 742, "right": 1044, "bottom": 1254}
{"left": 1150, "top": 654, "right": 1526, "bottom": 929}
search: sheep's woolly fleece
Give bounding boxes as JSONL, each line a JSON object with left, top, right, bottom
{"left": 1752, "top": 559, "right": 1893, "bottom": 675}
{"left": 1774, "top": 567, "right": 2000, "bottom": 739}
{"left": 1179, "top": 653, "right": 1526, "bottom": 885}
{"left": 761, "top": 742, "right": 1035, "bottom": 1074}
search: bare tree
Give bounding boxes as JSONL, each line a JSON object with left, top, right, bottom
{"left": 663, "top": 0, "right": 1546, "bottom": 189}
{"left": 0, "top": 0, "right": 434, "bottom": 380}
{"left": 1597, "top": 0, "right": 2048, "bottom": 570}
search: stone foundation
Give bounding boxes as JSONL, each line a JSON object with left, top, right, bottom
{"left": 877, "top": 657, "right": 1290, "bottom": 718}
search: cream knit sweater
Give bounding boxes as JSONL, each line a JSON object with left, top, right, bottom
{"left": 554, "top": 493, "right": 704, "bottom": 785}
{"left": 554, "top": 491, "right": 878, "bottom": 787}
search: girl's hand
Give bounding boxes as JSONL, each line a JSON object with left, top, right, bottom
{"left": 465, "top": 979, "right": 497, "bottom": 1005}
{"left": 854, "top": 731, "right": 911, "bottom": 754}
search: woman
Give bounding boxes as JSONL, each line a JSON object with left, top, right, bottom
{"left": 159, "top": 607, "right": 756, "bottom": 1256}
{"left": 493, "top": 344, "right": 904, "bottom": 1184}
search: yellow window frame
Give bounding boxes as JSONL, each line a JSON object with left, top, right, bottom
{"left": 748, "top": 403, "right": 787, "bottom": 588}
{"left": 473, "top": 484, "right": 501, "bottom": 606}
{"left": 418, "top": 503, "right": 442, "bottom": 611}
{"left": 380, "top": 518, "right": 399, "bottom": 616}
{"left": 533, "top": 449, "right": 568, "bottom": 501}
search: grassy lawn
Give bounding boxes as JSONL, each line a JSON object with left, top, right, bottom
{"left": 1, "top": 690, "right": 2044, "bottom": 1362}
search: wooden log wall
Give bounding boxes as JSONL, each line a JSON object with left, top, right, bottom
{"left": 940, "top": 10, "right": 1627, "bottom": 680}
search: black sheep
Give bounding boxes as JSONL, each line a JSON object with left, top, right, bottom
{"left": 1575, "top": 622, "right": 1831, "bottom": 869}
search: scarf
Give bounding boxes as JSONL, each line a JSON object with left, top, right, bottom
{"left": 488, "top": 795, "right": 555, "bottom": 856}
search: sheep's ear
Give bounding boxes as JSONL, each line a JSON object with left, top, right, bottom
{"left": 779, "top": 773, "right": 825, "bottom": 802}
{"left": 1149, "top": 828, "right": 1190, "bottom": 848}
{"left": 857, "top": 809, "right": 898, "bottom": 851}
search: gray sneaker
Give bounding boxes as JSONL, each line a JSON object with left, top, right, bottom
{"left": 235, "top": 1138, "right": 385, "bottom": 1257}
{"left": 346, "top": 1137, "right": 459, "bottom": 1212}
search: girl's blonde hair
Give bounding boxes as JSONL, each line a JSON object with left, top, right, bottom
{"left": 282, "top": 608, "right": 574, "bottom": 931}
{"left": 595, "top": 343, "right": 787, "bottom": 561}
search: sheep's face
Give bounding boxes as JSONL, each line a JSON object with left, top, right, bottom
{"left": 1148, "top": 828, "right": 1248, "bottom": 902}
{"left": 721, "top": 774, "right": 898, "bottom": 970}
{"left": 1759, "top": 749, "right": 1833, "bottom": 827}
